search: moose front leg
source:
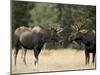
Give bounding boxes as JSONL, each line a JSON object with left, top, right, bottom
{"left": 92, "top": 52, "right": 96, "bottom": 64}
{"left": 34, "top": 45, "right": 43, "bottom": 65}
{"left": 85, "top": 50, "right": 89, "bottom": 65}
{"left": 34, "top": 46, "right": 39, "bottom": 66}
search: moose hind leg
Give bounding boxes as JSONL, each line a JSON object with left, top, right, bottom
{"left": 14, "top": 47, "right": 19, "bottom": 66}
{"left": 85, "top": 51, "right": 87, "bottom": 65}
{"left": 92, "top": 52, "right": 96, "bottom": 64}
{"left": 21, "top": 48, "right": 24, "bottom": 59}
{"left": 23, "top": 49, "right": 27, "bottom": 64}
{"left": 87, "top": 53, "right": 90, "bottom": 64}
{"left": 85, "top": 50, "right": 89, "bottom": 65}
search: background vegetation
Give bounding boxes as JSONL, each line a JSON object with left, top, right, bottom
{"left": 11, "top": 1, "right": 96, "bottom": 49}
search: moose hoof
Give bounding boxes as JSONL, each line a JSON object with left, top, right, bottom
{"left": 34, "top": 60, "right": 38, "bottom": 66}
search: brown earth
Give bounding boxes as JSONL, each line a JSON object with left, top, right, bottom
{"left": 11, "top": 48, "right": 96, "bottom": 74}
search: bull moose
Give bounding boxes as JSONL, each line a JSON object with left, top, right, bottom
{"left": 71, "top": 30, "right": 96, "bottom": 65}
{"left": 13, "top": 26, "right": 63, "bottom": 65}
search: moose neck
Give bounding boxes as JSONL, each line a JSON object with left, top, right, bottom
{"left": 80, "top": 33, "right": 89, "bottom": 45}
{"left": 41, "top": 29, "right": 52, "bottom": 43}
{"left": 43, "top": 29, "right": 58, "bottom": 43}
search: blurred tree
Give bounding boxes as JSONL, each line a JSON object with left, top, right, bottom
{"left": 11, "top": 1, "right": 34, "bottom": 33}
{"left": 28, "top": 3, "right": 60, "bottom": 28}
{"left": 71, "top": 5, "right": 96, "bottom": 33}
{"left": 56, "top": 4, "right": 74, "bottom": 47}
{"left": 11, "top": 1, "right": 96, "bottom": 49}
{"left": 69, "top": 5, "right": 96, "bottom": 49}
{"left": 56, "top": 4, "right": 96, "bottom": 48}
{"left": 11, "top": 1, "right": 35, "bottom": 48}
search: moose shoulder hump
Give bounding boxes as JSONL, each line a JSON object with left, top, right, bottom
{"left": 32, "top": 26, "right": 42, "bottom": 32}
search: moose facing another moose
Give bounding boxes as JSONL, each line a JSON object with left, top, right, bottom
{"left": 13, "top": 26, "right": 64, "bottom": 66}
{"left": 13, "top": 26, "right": 96, "bottom": 66}
{"left": 70, "top": 30, "right": 96, "bottom": 65}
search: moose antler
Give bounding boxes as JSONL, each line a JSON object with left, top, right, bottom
{"left": 72, "top": 19, "right": 87, "bottom": 33}
{"left": 50, "top": 25, "right": 64, "bottom": 33}
{"left": 56, "top": 26, "right": 64, "bottom": 33}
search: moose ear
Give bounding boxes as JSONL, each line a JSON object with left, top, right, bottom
{"left": 50, "top": 27, "right": 55, "bottom": 31}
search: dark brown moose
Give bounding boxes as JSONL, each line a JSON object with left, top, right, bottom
{"left": 13, "top": 26, "right": 63, "bottom": 66}
{"left": 71, "top": 31, "right": 96, "bottom": 65}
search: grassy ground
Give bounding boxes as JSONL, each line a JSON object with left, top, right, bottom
{"left": 11, "top": 48, "right": 96, "bottom": 74}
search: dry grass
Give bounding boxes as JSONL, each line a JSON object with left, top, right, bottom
{"left": 11, "top": 48, "right": 96, "bottom": 74}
